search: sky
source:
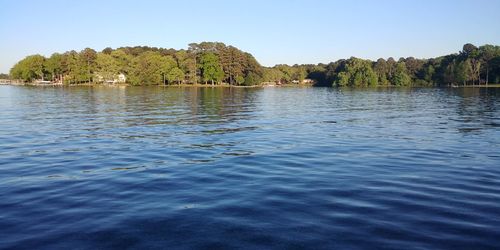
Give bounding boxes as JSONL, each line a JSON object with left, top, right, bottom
{"left": 1, "top": 0, "right": 500, "bottom": 73}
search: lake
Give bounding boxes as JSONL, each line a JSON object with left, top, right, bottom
{"left": 1, "top": 85, "right": 499, "bottom": 249}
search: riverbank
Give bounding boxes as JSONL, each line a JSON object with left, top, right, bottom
{"left": 4, "top": 82, "right": 498, "bottom": 88}
{"left": 159, "top": 83, "right": 263, "bottom": 88}
{"left": 2, "top": 82, "right": 313, "bottom": 88}
{"left": 461, "top": 84, "right": 500, "bottom": 88}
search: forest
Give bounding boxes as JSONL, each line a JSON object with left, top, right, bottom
{"left": 8, "top": 42, "right": 500, "bottom": 87}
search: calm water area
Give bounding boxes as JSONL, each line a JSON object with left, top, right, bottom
{"left": 1, "top": 85, "right": 499, "bottom": 249}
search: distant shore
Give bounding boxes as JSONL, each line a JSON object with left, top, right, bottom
{"left": 0, "top": 82, "right": 315, "bottom": 88}
{"left": 1, "top": 82, "right": 499, "bottom": 88}
{"left": 461, "top": 84, "right": 500, "bottom": 88}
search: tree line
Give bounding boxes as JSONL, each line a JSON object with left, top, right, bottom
{"left": 263, "top": 43, "right": 500, "bottom": 87}
{"left": 8, "top": 42, "right": 500, "bottom": 86}
{"left": 9, "top": 42, "right": 263, "bottom": 86}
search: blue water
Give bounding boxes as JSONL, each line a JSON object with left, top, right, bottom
{"left": 1, "top": 86, "right": 499, "bottom": 249}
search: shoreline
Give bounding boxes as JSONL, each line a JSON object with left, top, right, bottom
{"left": 2, "top": 82, "right": 499, "bottom": 88}
{"left": 1, "top": 82, "right": 314, "bottom": 88}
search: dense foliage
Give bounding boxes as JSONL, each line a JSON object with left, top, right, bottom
{"left": 301, "top": 43, "right": 500, "bottom": 87}
{"left": 9, "top": 43, "right": 500, "bottom": 86}
{"left": 9, "top": 42, "right": 263, "bottom": 86}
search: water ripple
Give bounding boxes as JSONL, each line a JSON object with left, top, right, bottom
{"left": 0, "top": 86, "right": 499, "bottom": 249}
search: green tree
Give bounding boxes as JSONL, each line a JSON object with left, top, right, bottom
{"left": 111, "top": 49, "right": 133, "bottom": 74}
{"left": 470, "top": 59, "right": 481, "bottom": 85}
{"left": 9, "top": 42, "right": 500, "bottom": 88}
{"left": 462, "top": 43, "right": 478, "bottom": 57}
{"left": 479, "top": 45, "right": 496, "bottom": 84}
{"left": 235, "top": 75, "right": 245, "bottom": 85}
{"left": 374, "top": 58, "right": 389, "bottom": 85}
{"left": 443, "top": 60, "right": 456, "bottom": 85}
{"left": 79, "top": 48, "right": 97, "bottom": 83}
{"left": 423, "top": 64, "right": 435, "bottom": 83}
{"left": 336, "top": 72, "right": 349, "bottom": 86}
{"left": 180, "top": 50, "right": 198, "bottom": 84}
{"left": 200, "top": 52, "right": 224, "bottom": 85}
{"left": 219, "top": 45, "right": 245, "bottom": 85}
{"left": 392, "top": 62, "right": 411, "bottom": 86}
{"left": 275, "top": 65, "right": 293, "bottom": 83}
{"left": 129, "top": 51, "right": 175, "bottom": 85}
{"left": 60, "top": 50, "right": 80, "bottom": 84}
{"left": 403, "top": 57, "right": 424, "bottom": 80}
{"left": 167, "top": 67, "right": 185, "bottom": 84}
{"left": 44, "top": 53, "right": 63, "bottom": 82}
{"left": 333, "top": 57, "right": 377, "bottom": 86}
{"left": 102, "top": 47, "right": 113, "bottom": 55}
{"left": 244, "top": 53, "right": 264, "bottom": 85}
{"left": 292, "top": 66, "right": 307, "bottom": 83}
{"left": 490, "top": 56, "right": 500, "bottom": 83}
{"left": 263, "top": 68, "right": 284, "bottom": 83}
{"left": 10, "top": 54, "right": 46, "bottom": 82}
{"left": 243, "top": 72, "right": 261, "bottom": 86}
{"left": 455, "top": 59, "right": 473, "bottom": 85}
{"left": 95, "top": 53, "right": 119, "bottom": 83}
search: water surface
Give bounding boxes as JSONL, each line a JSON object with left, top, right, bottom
{"left": 1, "top": 86, "right": 499, "bottom": 249}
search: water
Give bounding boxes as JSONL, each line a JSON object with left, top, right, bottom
{"left": 1, "top": 85, "right": 499, "bottom": 249}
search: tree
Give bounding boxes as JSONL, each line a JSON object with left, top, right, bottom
{"left": 167, "top": 67, "right": 185, "bottom": 84}
{"left": 102, "top": 47, "right": 113, "bottom": 55}
{"left": 403, "top": 57, "right": 424, "bottom": 80}
{"left": 95, "top": 53, "right": 119, "bottom": 83}
{"left": 174, "top": 50, "right": 188, "bottom": 68}
{"left": 455, "top": 59, "right": 473, "bottom": 85}
{"left": 336, "top": 72, "right": 350, "bottom": 86}
{"left": 79, "top": 48, "right": 97, "bottom": 83}
{"left": 386, "top": 57, "right": 397, "bottom": 80}
{"left": 423, "top": 64, "right": 435, "bottom": 84}
{"left": 129, "top": 51, "right": 175, "bottom": 85}
{"left": 490, "top": 56, "right": 500, "bottom": 84}
{"left": 243, "top": 72, "right": 260, "bottom": 86}
{"left": 183, "top": 56, "right": 197, "bottom": 84}
{"left": 111, "top": 49, "right": 133, "bottom": 75}
{"left": 479, "top": 45, "right": 497, "bottom": 84}
{"left": 219, "top": 45, "right": 245, "bottom": 85}
{"left": 306, "top": 64, "right": 327, "bottom": 86}
{"left": 443, "top": 60, "right": 456, "bottom": 85}
{"left": 235, "top": 75, "right": 245, "bottom": 85}
{"left": 374, "top": 58, "right": 389, "bottom": 85}
{"left": 10, "top": 54, "right": 46, "bottom": 82}
{"left": 9, "top": 42, "right": 500, "bottom": 87}
{"left": 173, "top": 50, "right": 193, "bottom": 84}
{"left": 243, "top": 53, "right": 264, "bottom": 85}
{"left": 333, "top": 57, "right": 377, "bottom": 86}
{"left": 60, "top": 50, "right": 80, "bottom": 84}
{"left": 200, "top": 52, "right": 224, "bottom": 85}
{"left": 44, "top": 53, "right": 63, "bottom": 82}
{"left": 263, "top": 68, "right": 284, "bottom": 83}
{"left": 275, "top": 65, "right": 293, "bottom": 83}
{"left": 462, "top": 43, "right": 478, "bottom": 57}
{"left": 292, "top": 66, "right": 307, "bottom": 83}
{"left": 392, "top": 62, "right": 411, "bottom": 86}
{"left": 470, "top": 59, "right": 481, "bottom": 85}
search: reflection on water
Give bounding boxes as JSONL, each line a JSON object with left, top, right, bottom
{"left": 0, "top": 86, "right": 499, "bottom": 249}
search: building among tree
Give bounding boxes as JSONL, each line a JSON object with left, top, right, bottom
{"left": 95, "top": 73, "right": 127, "bottom": 84}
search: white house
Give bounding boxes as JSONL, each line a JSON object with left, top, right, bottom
{"left": 117, "top": 73, "right": 126, "bottom": 83}
{"left": 96, "top": 73, "right": 127, "bottom": 84}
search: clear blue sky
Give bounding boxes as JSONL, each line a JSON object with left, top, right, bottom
{"left": 1, "top": 0, "right": 500, "bottom": 73}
